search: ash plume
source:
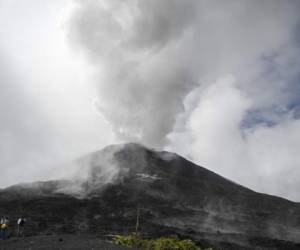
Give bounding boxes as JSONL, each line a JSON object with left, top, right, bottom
{"left": 66, "top": 0, "right": 300, "bottom": 200}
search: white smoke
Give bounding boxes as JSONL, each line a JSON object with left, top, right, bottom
{"left": 1, "top": 0, "right": 299, "bottom": 201}
{"left": 167, "top": 77, "right": 300, "bottom": 201}
{"left": 65, "top": 0, "right": 300, "bottom": 201}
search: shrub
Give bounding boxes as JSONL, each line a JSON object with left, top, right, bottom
{"left": 113, "top": 233, "right": 151, "bottom": 249}
{"left": 177, "top": 239, "right": 200, "bottom": 250}
{"left": 152, "top": 237, "right": 179, "bottom": 250}
{"left": 113, "top": 233, "right": 207, "bottom": 250}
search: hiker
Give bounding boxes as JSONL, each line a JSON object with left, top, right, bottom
{"left": 0, "top": 217, "right": 9, "bottom": 239}
{"left": 17, "top": 217, "right": 26, "bottom": 237}
{"left": 0, "top": 218, "right": 3, "bottom": 239}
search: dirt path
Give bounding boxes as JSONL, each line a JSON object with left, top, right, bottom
{"left": 0, "top": 235, "right": 136, "bottom": 250}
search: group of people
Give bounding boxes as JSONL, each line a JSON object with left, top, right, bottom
{"left": 0, "top": 217, "right": 26, "bottom": 239}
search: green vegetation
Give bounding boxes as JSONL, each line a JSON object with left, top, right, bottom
{"left": 113, "top": 233, "right": 212, "bottom": 250}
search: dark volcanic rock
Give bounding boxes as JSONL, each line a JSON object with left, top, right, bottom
{"left": 0, "top": 235, "right": 137, "bottom": 250}
{"left": 0, "top": 143, "right": 300, "bottom": 250}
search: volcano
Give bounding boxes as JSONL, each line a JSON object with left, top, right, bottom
{"left": 1, "top": 143, "right": 300, "bottom": 249}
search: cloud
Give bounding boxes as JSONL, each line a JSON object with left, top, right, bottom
{"left": 67, "top": 0, "right": 300, "bottom": 145}
{"left": 0, "top": 52, "right": 59, "bottom": 186}
{"left": 66, "top": 0, "right": 202, "bottom": 147}
{"left": 167, "top": 77, "right": 300, "bottom": 201}
{"left": 0, "top": 0, "right": 116, "bottom": 187}
{"left": 67, "top": 0, "right": 300, "bottom": 200}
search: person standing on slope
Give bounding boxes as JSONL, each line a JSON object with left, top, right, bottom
{"left": 0, "top": 218, "right": 4, "bottom": 239}
{"left": 17, "top": 217, "right": 26, "bottom": 237}
{"left": 0, "top": 217, "right": 9, "bottom": 239}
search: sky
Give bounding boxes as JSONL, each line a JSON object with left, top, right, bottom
{"left": 1, "top": 0, "right": 300, "bottom": 201}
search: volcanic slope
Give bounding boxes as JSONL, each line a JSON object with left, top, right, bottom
{"left": 1, "top": 143, "right": 300, "bottom": 250}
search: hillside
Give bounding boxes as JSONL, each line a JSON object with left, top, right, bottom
{"left": 1, "top": 143, "right": 300, "bottom": 249}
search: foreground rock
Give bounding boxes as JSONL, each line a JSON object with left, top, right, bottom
{"left": 1, "top": 143, "right": 300, "bottom": 249}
